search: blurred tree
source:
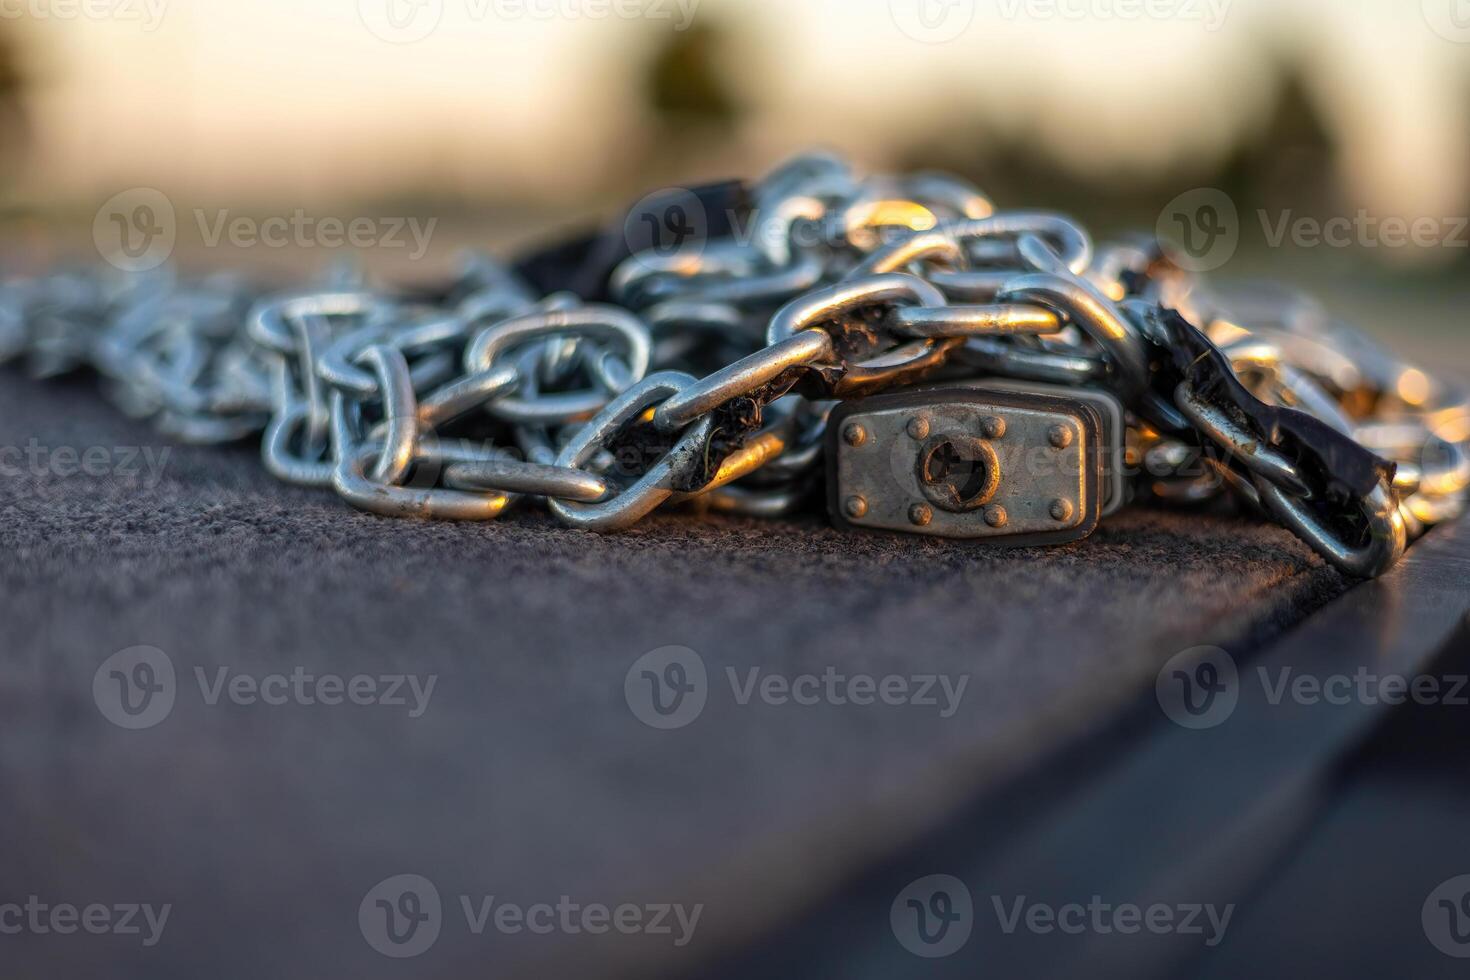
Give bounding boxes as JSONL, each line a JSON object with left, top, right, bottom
{"left": 897, "top": 49, "right": 1340, "bottom": 241}
{"left": 626, "top": 16, "right": 747, "bottom": 188}
{"left": 642, "top": 19, "right": 741, "bottom": 128}
{"left": 1215, "top": 57, "right": 1337, "bottom": 217}
{"left": 0, "top": 22, "right": 30, "bottom": 178}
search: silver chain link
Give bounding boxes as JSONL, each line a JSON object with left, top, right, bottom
{"left": 4, "top": 153, "right": 1467, "bottom": 578}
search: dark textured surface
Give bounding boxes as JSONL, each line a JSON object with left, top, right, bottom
{"left": 0, "top": 371, "right": 1350, "bottom": 979}
{"left": 708, "top": 518, "right": 1470, "bottom": 980}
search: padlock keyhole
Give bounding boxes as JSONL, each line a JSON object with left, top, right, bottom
{"left": 922, "top": 440, "right": 990, "bottom": 506}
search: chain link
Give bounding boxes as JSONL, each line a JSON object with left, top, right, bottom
{"left": 3, "top": 153, "right": 1467, "bottom": 577}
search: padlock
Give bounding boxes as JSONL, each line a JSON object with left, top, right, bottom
{"left": 826, "top": 385, "right": 1110, "bottom": 544}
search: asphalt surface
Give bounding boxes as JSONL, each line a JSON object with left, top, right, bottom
{"left": 0, "top": 368, "right": 1352, "bottom": 979}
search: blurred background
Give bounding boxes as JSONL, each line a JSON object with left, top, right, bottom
{"left": 0, "top": 0, "right": 1466, "bottom": 371}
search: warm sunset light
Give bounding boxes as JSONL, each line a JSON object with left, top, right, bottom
{"left": 4, "top": 0, "right": 1467, "bottom": 222}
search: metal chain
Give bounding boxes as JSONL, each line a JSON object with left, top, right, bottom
{"left": 3, "top": 153, "right": 1467, "bottom": 578}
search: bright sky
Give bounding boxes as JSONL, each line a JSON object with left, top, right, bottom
{"left": 11, "top": 0, "right": 1470, "bottom": 216}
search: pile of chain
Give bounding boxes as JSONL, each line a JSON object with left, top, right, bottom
{"left": 2, "top": 152, "right": 1467, "bottom": 577}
